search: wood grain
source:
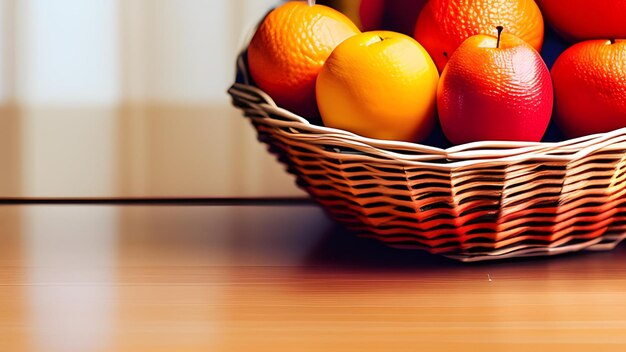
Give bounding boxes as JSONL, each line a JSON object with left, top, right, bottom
{"left": 1, "top": 204, "right": 626, "bottom": 351}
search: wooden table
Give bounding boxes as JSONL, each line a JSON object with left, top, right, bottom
{"left": 1, "top": 202, "right": 626, "bottom": 351}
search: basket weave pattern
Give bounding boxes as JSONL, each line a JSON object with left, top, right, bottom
{"left": 229, "top": 56, "right": 626, "bottom": 261}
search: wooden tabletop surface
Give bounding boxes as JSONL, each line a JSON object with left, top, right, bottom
{"left": 1, "top": 203, "right": 626, "bottom": 351}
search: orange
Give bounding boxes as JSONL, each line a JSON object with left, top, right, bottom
{"left": 438, "top": 32, "right": 553, "bottom": 144}
{"left": 247, "top": 1, "right": 360, "bottom": 118}
{"left": 536, "top": 0, "right": 626, "bottom": 42}
{"left": 551, "top": 39, "right": 626, "bottom": 138}
{"left": 414, "top": 0, "right": 544, "bottom": 72}
{"left": 316, "top": 31, "right": 439, "bottom": 142}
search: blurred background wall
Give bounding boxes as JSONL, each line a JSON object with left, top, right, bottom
{"left": 0, "top": 0, "right": 286, "bottom": 110}
{"left": 0, "top": 0, "right": 309, "bottom": 198}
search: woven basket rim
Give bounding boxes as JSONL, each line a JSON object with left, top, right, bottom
{"left": 229, "top": 53, "right": 626, "bottom": 169}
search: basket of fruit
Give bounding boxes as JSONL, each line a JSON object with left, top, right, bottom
{"left": 228, "top": 0, "right": 626, "bottom": 261}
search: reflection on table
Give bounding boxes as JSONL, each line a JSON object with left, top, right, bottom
{"left": 1, "top": 204, "right": 626, "bottom": 351}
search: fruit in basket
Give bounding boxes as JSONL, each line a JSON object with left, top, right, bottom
{"left": 247, "top": 1, "right": 360, "bottom": 118}
{"left": 438, "top": 28, "right": 553, "bottom": 144}
{"left": 414, "top": 0, "right": 544, "bottom": 72}
{"left": 535, "top": 0, "right": 626, "bottom": 42}
{"left": 551, "top": 39, "right": 626, "bottom": 138}
{"left": 316, "top": 31, "right": 439, "bottom": 142}
{"left": 359, "top": 0, "right": 428, "bottom": 36}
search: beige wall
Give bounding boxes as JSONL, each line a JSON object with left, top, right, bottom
{"left": 0, "top": 0, "right": 304, "bottom": 198}
{"left": 5, "top": 0, "right": 275, "bottom": 105}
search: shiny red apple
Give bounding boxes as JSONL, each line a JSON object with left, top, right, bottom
{"left": 438, "top": 29, "right": 553, "bottom": 144}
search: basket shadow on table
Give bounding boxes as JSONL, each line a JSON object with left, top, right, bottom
{"left": 303, "top": 221, "right": 626, "bottom": 271}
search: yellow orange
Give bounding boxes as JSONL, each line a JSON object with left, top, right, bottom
{"left": 316, "top": 31, "right": 439, "bottom": 142}
{"left": 414, "top": 0, "right": 544, "bottom": 72}
{"left": 247, "top": 2, "right": 360, "bottom": 118}
{"left": 552, "top": 39, "right": 626, "bottom": 138}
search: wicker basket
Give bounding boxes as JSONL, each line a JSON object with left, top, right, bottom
{"left": 228, "top": 53, "right": 626, "bottom": 262}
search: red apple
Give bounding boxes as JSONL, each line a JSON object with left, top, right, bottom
{"left": 438, "top": 29, "right": 553, "bottom": 144}
{"left": 359, "top": 0, "right": 428, "bottom": 36}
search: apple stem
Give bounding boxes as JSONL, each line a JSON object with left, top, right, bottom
{"left": 611, "top": 38, "right": 616, "bottom": 44}
{"left": 496, "top": 26, "right": 504, "bottom": 48}
{"left": 307, "top": 0, "right": 315, "bottom": 6}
